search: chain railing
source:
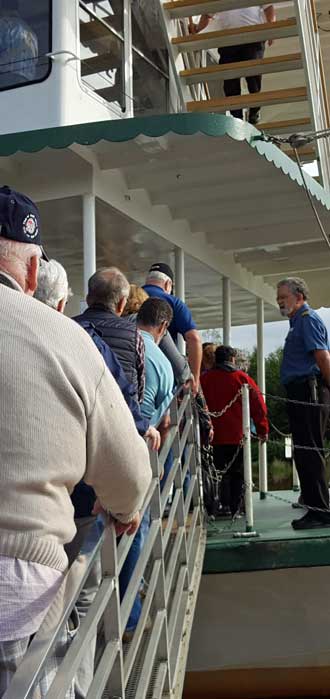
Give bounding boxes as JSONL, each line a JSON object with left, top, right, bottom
{"left": 195, "top": 380, "right": 330, "bottom": 538}
{"left": 4, "top": 386, "right": 205, "bottom": 699}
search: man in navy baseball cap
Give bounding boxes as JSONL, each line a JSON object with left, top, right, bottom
{"left": 0, "top": 186, "right": 48, "bottom": 296}
{"left": 144, "top": 260, "right": 202, "bottom": 395}
{"left": 148, "top": 262, "right": 174, "bottom": 283}
{"left": 0, "top": 185, "right": 48, "bottom": 259}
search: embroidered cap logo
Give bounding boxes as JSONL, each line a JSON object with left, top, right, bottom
{"left": 22, "top": 213, "right": 38, "bottom": 240}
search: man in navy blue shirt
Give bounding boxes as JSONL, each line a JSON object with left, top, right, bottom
{"left": 277, "top": 277, "right": 330, "bottom": 529}
{"left": 143, "top": 262, "right": 202, "bottom": 394}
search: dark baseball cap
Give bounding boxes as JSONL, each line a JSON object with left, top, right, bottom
{"left": 148, "top": 262, "right": 174, "bottom": 282}
{"left": 0, "top": 185, "right": 48, "bottom": 259}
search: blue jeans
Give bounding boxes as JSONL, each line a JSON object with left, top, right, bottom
{"left": 119, "top": 508, "right": 150, "bottom": 631}
{"left": 161, "top": 450, "right": 174, "bottom": 492}
{"left": 161, "top": 449, "right": 191, "bottom": 498}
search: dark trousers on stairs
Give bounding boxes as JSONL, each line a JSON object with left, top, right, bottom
{"left": 218, "top": 41, "right": 265, "bottom": 119}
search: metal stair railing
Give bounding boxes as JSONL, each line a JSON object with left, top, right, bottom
{"left": 294, "top": 0, "right": 330, "bottom": 190}
{"left": 4, "top": 385, "right": 205, "bottom": 699}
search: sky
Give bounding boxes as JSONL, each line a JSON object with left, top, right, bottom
{"left": 203, "top": 307, "right": 330, "bottom": 356}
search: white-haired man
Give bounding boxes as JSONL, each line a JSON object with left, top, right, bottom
{"left": 0, "top": 186, "right": 151, "bottom": 697}
{"left": 34, "top": 257, "right": 71, "bottom": 312}
{"left": 143, "top": 262, "right": 202, "bottom": 394}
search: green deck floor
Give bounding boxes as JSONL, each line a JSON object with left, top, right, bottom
{"left": 204, "top": 490, "right": 330, "bottom": 574}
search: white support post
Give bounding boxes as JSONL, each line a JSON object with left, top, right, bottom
{"left": 83, "top": 194, "right": 96, "bottom": 297}
{"left": 222, "top": 277, "right": 231, "bottom": 346}
{"left": 123, "top": 0, "right": 133, "bottom": 118}
{"left": 257, "top": 297, "right": 268, "bottom": 499}
{"left": 242, "top": 383, "right": 255, "bottom": 534}
{"left": 175, "top": 247, "right": 186, "bottom": 355}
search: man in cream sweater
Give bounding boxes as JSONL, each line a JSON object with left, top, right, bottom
{"left": 0, "top": 186, "right": 151, "bottom": 697}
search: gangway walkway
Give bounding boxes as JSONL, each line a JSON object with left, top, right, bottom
{"left": 4, "top": 386, "right": 205, "bottom": 699}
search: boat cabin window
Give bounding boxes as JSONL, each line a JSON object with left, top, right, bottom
{"left": 0, "top": 0, "right": 51, "bottom": 91}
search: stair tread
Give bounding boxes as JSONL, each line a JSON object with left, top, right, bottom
{"left": 181, "top": 52, "right": 301, "bottom": 76}
{"left": 285, "top": 146, "right": 316, "bottom": 161}
{"left": 171, "top": 17, "right": 297, "bottom": 45}
{"left": 284, "top": 145, "right": 315, "bottom": 154}
{"left": 171, "top": 17, "right": 298, "bottom": 53}
{"left": 187, "top": 86, "right": 308, "bottom": 111}
{"left": 258, "top": 117, "right": 311, "bottom": 130}
{"left": 180, "top": 52, "right": 302, "bottom": 83}
{"left": 164, "top": 0, "right": 289, "bottom": 18}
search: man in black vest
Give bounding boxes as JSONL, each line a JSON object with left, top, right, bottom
{"left": 74, "top": 267, "right": 145, "bottom": 403}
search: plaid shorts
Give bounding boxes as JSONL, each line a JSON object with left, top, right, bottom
{"left": 0, "top": 617, "right": 77, "bottom": 699}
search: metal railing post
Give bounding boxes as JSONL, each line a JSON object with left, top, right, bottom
{"left": 257, "top": 296, "right": 268, "bottom": 499}
{"left": 170, "top": 396, "right": 188, "bottom": 570}
{"left": 242, "top": 384, "right": 255, "bottom": 534}
{"left": 149, "top": 448, "right": 171, "bottom": 694}
{"left": 101, "top": 525, "right": 125, "bottom": 697}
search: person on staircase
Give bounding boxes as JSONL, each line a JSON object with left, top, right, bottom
{"left": 190, "top": 4, "right": 276, "bottom": 125}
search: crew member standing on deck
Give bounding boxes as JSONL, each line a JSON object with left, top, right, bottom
{"left": 277, "top": 277, "right": 330, "bottom": 530}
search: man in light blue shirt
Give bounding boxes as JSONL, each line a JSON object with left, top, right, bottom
{"left": 137, "top": 297, "right": 174, "bottom": 426}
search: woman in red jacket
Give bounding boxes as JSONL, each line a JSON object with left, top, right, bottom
{"left": 201, "top": 345, "right": 269, "bottom": 517}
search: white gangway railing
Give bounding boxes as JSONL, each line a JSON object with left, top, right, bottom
{"left": 4, "top": 386, "right": 206, "bottom": 699}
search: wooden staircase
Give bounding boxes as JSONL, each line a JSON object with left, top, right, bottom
{"left": 160, "top": 0, "right": 327, "bottom": 166}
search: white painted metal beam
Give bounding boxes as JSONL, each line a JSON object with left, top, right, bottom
{"left": 175, "top": 247, "right": 186, "bottom": 354}
{"left": 222, "top": 277, "right": 231, "bottom": 346}
{"left": 83, "top": 194, "right": 96, "bottom": 296}
{"left": 257, "top": 297, "right": 268, "bottom": 498}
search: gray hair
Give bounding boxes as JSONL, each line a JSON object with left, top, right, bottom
{"left": 87, "top": 267, "right": 130, "bottom": 311}
{"left": 146, "top": 270, "right": 170, "bottom": 285}
{"left": 35, "top": 259, "right": 72, "bottom": 309}
{"left": 0, "top": 236, "right": 41, "bottom": 276}
{"left": 277, "top": 277, "right": 309, "bottom": 301}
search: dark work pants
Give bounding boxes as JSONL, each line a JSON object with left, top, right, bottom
{"left": 213, "top": 444, "right": 244, "bottom": 515}
{"left": 286, "top": 380, "right": 330, "bottom": 519}
{"left": 219, "top": 42, "right": 265, "bottom": 119}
